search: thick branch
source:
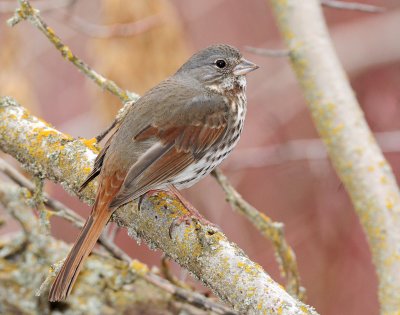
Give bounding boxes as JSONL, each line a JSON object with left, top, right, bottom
{"left": 0, "top": 183, "right": 224, "bottom": 315}
{"left": 269, "top": 1, "right": 400, "bottom": 313}
{"left": 0, "top": 97, "right": 318, "bottom": 314}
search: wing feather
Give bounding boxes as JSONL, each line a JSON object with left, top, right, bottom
{"left": 109, "top": 87, "right": 229, "bottom": 208}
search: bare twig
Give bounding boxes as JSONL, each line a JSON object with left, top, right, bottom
{"left": 7, "top": 0, "right": 138, "bottom": 103}
{"left": 245, "top": 46, "right": 290, "bottom": 57}
{"left": 212, "top": 169, "right": 304, "bottom": 299}
{"left": 320, "top": 0, "right": 385, "bottom": 13}
{"left": 270, "top": 0, "right": 400, "bottom": 312}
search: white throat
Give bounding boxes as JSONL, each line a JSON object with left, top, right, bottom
{"left": 206, "top": 75, "right": 247, "bottom": 94}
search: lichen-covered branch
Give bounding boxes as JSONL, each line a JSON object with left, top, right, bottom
{"left": 212, "top": 169, "right": 303, "bottom": 300}
{"left": 269, "top": 1, "right": 400, "bottom": 313}
{"left": 0, "top": 160, "right": 236, "bottom": 314}
{"left": 0, "top": 182, "right": 225, "bottom": 315}
{"left": 0, "top": 96, "right": 318, "bottom": 314}
{"left": 0, "top": 99, "right": 235, "bottom": 315}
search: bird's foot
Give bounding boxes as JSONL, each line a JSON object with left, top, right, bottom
{"left": 168, "top": 212, "right": 219, "bottom": 238}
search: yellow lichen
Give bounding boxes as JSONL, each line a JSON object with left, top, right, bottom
{"left": 367, "top": 165, "right": 375, "bottom": 172}
{"left": 80, "top": 138, "right": 100, "bottom": 153}
{"left": 386, "top": 199, "right": 394, "bottom": 210}
{"left": 130, "top": 259, "right": 149, "bottom": 275}
{"left": 83, "top": 167, "right": 92, "bottom": 174}
{"left": 237, "top": 261, "right": 258, "bottom": 276}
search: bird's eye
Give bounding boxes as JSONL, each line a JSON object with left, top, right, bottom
{"left": 215, "top": 59, "right": 226, "bottom": 68}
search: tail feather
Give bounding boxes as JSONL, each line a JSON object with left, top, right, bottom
{"left": 49, "top": 206, "right": 112, "bottom": 302}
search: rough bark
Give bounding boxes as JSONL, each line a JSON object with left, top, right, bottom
{"left": 269, "top": 1, "right": 400, "bottom": 313}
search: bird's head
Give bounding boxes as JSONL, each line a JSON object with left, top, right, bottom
{"left": 177, "top": 44, "right": 258, "bottom": 95}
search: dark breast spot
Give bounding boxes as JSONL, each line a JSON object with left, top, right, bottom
{"left": 219, "top": 143, "right": 227, "bottom": 150}
{"left": 235, "top": 124, "right": 241, "bottom": 132}
{"left": 179, "top": 177, "right": 196, "bottom": 185}
{"left": 228, "top": 132, "right": 240, "bottom": 146}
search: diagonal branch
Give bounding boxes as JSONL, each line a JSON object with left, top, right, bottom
{"left": 269, "top": 0, "right": 400, "bottom": 313}
{"left": 0, "top": 96, "right": 318, "bottom": 314}
{"left": 7, "top": 0, "right": 138, "bottom": 103}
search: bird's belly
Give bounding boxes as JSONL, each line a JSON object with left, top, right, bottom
{"left": 172, "top": 99, "right": 246, "bottom": 190}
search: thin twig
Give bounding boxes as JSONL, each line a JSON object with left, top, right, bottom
{"left": 320, "top": 0, "right": 385, "bottom": 13}
{"left": 245, "top": 46, "right": 290, "bottom": 57}
{"left": 7, "top": 0, "right": 138, "bottom": 103}
{"left": 212, "top": 169, "right": 304, "bottom": 299}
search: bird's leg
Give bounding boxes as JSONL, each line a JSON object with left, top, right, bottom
{"left": 140, "top": 186, "right": 218, "bottom": 237}
{"left": 167, "top": 185, "right": 218, "bottom": 236}
{"left": 168, "top": 185, "right": 203, "bottom": 219}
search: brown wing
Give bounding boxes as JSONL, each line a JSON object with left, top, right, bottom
{"left": 135, "top": 114, "right": 226, "bottom": 156}
{"left": 79, "top": 127, "right": 120, "bottom": 192}
{"left": 109, "top": 93, "right": 228, "bottom": 209}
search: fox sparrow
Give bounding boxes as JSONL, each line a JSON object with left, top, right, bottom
{"left": 49, "top": 44, "right": 258, "bottom": 301}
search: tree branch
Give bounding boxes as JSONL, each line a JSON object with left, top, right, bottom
{"left": 0, "top": 96, "right": 318, "bottom": 314}
{"left": 0, "top": 109, "right": 236, "bottom": 315}
{"left": 0, "top": 182, "right": 231, "bottom": 315}
{"left": 212, "top": 169, "right": 303, "bottom": 300}
{"left": 269, "top": 0, "right": 400, "bottom": 313}
{"left": 7, "top": 0, "right": 138, "bottom": 103}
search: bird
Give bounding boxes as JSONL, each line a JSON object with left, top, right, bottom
{"left": 48, "top": 44, "right": 258, "bottom": 301}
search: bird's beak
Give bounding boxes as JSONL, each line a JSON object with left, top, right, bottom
{"left": 233, "top": 58, "right": 259, "bottom": 76}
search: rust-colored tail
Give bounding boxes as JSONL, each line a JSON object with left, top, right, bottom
{"left": 48, "top": 203, "right": 112, "bottom": 302}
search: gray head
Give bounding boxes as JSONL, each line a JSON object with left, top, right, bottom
{"left": 176, "top": 44, "right": 258, "bottom": 94}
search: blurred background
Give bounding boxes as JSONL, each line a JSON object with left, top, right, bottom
{"left": 1, "top": 0, "right": 400, "bottom": 314}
